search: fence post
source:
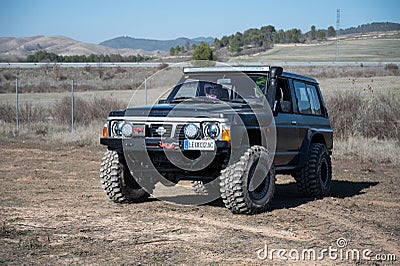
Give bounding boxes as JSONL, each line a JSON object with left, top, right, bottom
{"left": 15, "top": 78, "right": 19, "bottom": 134}
{"left": 145, "top": 77, "right": 147, "bottom": 105}
{"left": 71, "top": 79, "right": 74, "bottom": 132}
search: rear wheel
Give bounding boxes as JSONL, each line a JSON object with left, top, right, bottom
{"left": 295, "top": 143, "right": 332, "bottom": 197}
{"left": 219, "top": 146, "right": 275, "bottom": 214}
{"left": 100, "top": 150, "right": 151, "bottom": 203}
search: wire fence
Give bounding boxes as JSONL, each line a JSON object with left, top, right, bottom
{"left": 0, "top": 64, "right": 399, "bottom": 141}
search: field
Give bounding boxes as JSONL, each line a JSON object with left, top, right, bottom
{"left": 0, "top": 139, "right": 399, "bottom": 265}
{"left": 0, "top": 64, "right": 399, "bottom": 264}
{"left": 230, "top": 39, "right": 400, "bottom": 62}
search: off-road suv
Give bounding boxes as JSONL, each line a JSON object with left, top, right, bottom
{"left": 100, "top": 66, "right": 333, "bottom": 214}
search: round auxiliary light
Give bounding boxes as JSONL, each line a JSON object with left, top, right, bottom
{"left": 184, "top": 123, "right": 200, "bottom": 139}
{"left": 205, "top": 123, "right": 220, "bottom": 139}
{"left": 121, "top": 123, "right": 133, "bottom": 138}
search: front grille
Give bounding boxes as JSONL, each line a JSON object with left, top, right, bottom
{"left": 150, "top": 124, "right": 173, "bottom": 137}
{"left": 175, "top": 124, "right": 186, "bottom": 139}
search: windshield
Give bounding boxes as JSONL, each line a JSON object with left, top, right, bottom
{"left": 166, "top": 73, "right": 268, "bottom": 104}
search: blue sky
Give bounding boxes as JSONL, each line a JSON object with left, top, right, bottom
{"left": 1, "top": 0, "right": 399, "bottom": 44}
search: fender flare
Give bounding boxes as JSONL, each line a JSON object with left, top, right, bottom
{"left": 297, "top": 129, "right": 327, "bottom": 168}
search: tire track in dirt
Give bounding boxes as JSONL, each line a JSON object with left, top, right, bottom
{"left": 295, "top": 205, "right": 398, "bottom": 255}
{"left": 162, "top": 211, "right": 313, "bottom": 242}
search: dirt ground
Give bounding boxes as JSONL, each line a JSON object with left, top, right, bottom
{"left": 0, "top": 138, "right": 398, "bottom": 265}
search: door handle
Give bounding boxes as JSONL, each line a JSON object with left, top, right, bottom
{"left": 291, "top": 120, "right": 297, "bottom": 125}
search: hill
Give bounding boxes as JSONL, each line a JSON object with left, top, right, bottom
{"left": 339, "top": 22, "right": 400, "bottom": 35}
{"left": 0, "top": 36, "right": 159, "bottom": 61}
{"left": 229, "top": 36, "right": 400, "bottom": 63}
{"left": 99, "top": 36, "right": 214, "bottom": 51}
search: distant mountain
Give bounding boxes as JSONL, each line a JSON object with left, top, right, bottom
{"left": 339, "top": 22, "right": 400, "bottom": 35}
{"left": 99, "top": 36, "right": 214, "bottom": 51}
{"left": 0, "top": 36, "right": 159, "bottom": 59}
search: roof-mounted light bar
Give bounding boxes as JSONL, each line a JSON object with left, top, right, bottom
{"left": 183, "top": 66, "right": 270, "bottom": 73}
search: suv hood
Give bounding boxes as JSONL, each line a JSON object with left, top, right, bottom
{"left": 123, "top": 102, "right": 257, "bottom": 118}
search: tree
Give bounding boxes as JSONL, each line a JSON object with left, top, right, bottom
{"left": 327, "top": 26, "right": 336, "bottom": 37}
{"left": 317, "top": 29, "right": 326, "bottom": 40}
{"left": 170, "top": 47, "right": 176, "bottom": 56}
{"left": 229, "top": 37, "right": 241, "bottom": 53}
{"left": 192, "top": 42, "right": 216, "bottom": 61}
{"left": 310, "top": 25, "right": 316, "bottom": 40}
{"left": 213, "top": 38, "right": 221, "bottom": 49}
{"left": 185, "top": 41, "right": 190, "bottom": 51}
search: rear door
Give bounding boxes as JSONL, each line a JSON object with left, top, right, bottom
{"left": 292, "top": 80, "right": 332, "bottom": 148}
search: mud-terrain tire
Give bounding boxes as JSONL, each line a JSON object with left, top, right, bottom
{"left": 100, "top": 150, "right": 151, "bottom": 203}
{"left": 295, "top": 143, "right": 332, "bottom": 198}
{"left": 190, "top": 181, "right": 208, "bottom": 195}
{"left": 190, "top": 181, "right": 221, "bottom": 197}
{"left": 219, "top": 146, "right": 275, "bottom": 214}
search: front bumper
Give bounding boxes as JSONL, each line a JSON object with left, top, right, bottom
{"left": 100, "top": 137, "right": 230, "bottom": 154}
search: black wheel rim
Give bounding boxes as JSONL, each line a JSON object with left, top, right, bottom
{"left": 319, "top": 157, "right": 329, "bottom": 187}
{"left": 248, "top": 158, "right": 270, "bottom": 202}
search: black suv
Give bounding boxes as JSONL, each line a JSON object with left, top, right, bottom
{"left": 100, "top": 66, "right": 333, "bottom": 214}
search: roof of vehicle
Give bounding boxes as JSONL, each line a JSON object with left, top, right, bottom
{"left": 281, "top": 72, "right": 318, "bottom": 84}
{"left": 183, "top": 66, "right": 318, "bottom": 84}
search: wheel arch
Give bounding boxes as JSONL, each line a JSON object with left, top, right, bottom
{"left": 298, "top": 130, "right": 327, "bottom": 168}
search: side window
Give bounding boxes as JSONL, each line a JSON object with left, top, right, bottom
{"left": 276, "top": 78, "right": 292, "bottom": 113}
{"left": 293, "top": 80, "right": 322, "bottom": 115}
{"left": 294, "top": 80, "right": 312, "bottom": 114}
{"left": 306, "top": 84, "right": 322, "bottom": 115}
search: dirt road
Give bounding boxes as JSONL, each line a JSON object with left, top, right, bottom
{"left": 0, "top": 139, "right": 398, "bottom": 265}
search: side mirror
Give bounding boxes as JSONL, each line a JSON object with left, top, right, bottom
{"left": 158, "top": 99, "right": 167, "bottom": 104}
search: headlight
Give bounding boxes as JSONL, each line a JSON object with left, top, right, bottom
{"left": 184, "top": 123, "right": 200, "bottom": 139}
{"left": 111, "top": 121, "right": 123, "bottom": 137}
{"left": 205, "top": 123, "right": 220, "bottom": 139}
{"left": 121, "top": 123, "right": 133, "bottom": 138}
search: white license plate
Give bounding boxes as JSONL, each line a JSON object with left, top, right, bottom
{"left": 184, "top": 139, "right": 215, "bottom": 151}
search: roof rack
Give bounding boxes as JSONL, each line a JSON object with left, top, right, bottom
{"left": 183, "top": 65, "right": 270, "bottom": 73}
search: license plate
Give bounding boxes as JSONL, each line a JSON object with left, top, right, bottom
{"left": 184, "top": 139, "right": 215, "bottom": 151}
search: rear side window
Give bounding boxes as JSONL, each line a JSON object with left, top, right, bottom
{"left": 293, "top": 80, "right": 322, "bottom": 115}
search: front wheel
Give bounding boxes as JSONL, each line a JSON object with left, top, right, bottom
{"left": 100, "top": 150, "right": 151, "bottom": 203}
{"left": 219, "top": 146, "right": 275, "bottom": 214}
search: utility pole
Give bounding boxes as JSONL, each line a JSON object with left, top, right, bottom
{"left": 336, "top": 9, "right": 340, "bottom": 62}
{"left": 145, "top": 77, "right": 147, "bottom": 105}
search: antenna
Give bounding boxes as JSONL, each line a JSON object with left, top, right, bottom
{"left": 336, "top": 9, "right": 340, "bottom": 62}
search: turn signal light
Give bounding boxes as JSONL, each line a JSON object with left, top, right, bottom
{"left": 222, "top": 129, "right": 230, "bottom": 142}
{"left": 102, "top": 124, "right": 108, "bottom": 138}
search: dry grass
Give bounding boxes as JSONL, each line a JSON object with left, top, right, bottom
{"left": 0, "top": 66, "right": 158, "bottom": 93}
{"left": 325, "top": 91, "right": 400, "bottom": 141}
{"left": 50, "top": 122, "right": 103, "bottom": 147}
{"left": 1, "top": 65, "right": 399, "bottom": 165}
{"left": 0, "top": 96, "right": 123, "bottom": 147}
{"left": 52, "top": 96, "right": 124, "bottom": 125}
{"left": 285, "top": 64, "right": 400, "bottom": 79}
{"left": 334, "top": 136, "right": 400, "bottom": 166}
